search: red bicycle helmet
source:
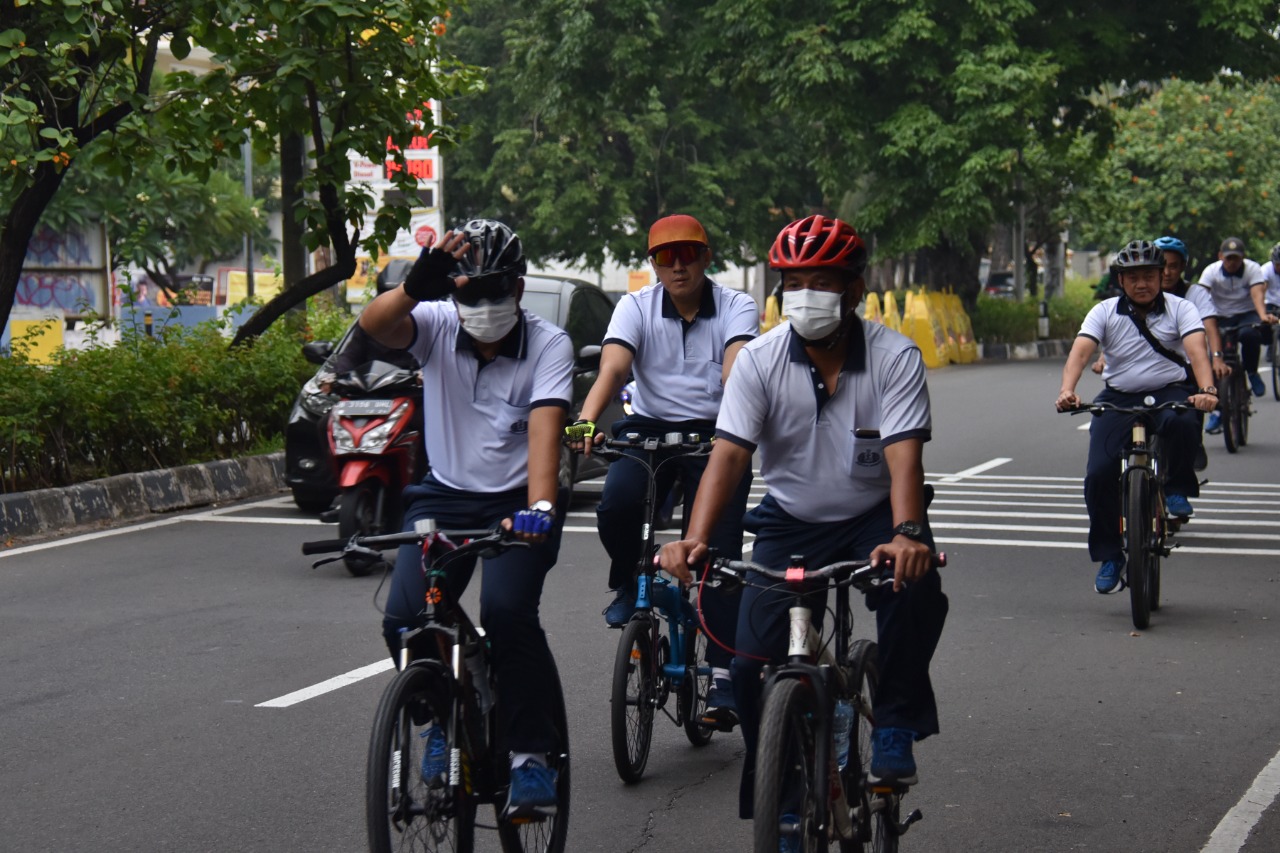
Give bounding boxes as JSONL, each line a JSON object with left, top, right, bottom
{"left": 769, "top": 215, "right": 868, "bottom": 276}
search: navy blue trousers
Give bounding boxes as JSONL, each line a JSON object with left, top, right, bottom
{"left": 595, "top": 415, "right": 751, "bottom": 668}
{"left": 730, "top": 493, "right": 949, "bottom": 818}
{"left": 1223, "top": 311, "right": 1266, "bottom": 374}
{"left": 1084, "top": 383, "right": 1199, "bottom": 563}
{"left": 381, "top": 475, "right": 566, "bottom": 754}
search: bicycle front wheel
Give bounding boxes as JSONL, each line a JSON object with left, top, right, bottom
{"left": 843, "top": 639, "right": 880, "bottom": 853}
{"left": 367, "top": 663, "right": 476, "bottom": 853}
{"left": 1271, "top": 343, "right": 1280, "bottom": 400}
{"left": 1221, "top": 377, "right": 1239, "bottom": 453}
{"left": 680, "top": 625, "right": 714, "bottom": 747}
{"left": 753, "top": 679, "right": 823, "bottom": 853}
{"left": 1125, "top": 471, "right": 1152, "bottom": 630}
{"left": 610, "top": 618, "right": 656, "bottom": 783}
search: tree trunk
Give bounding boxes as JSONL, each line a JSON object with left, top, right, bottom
{"left": 280, "top": 132, "right": 308, "bottom": 290}
{"left": 229, "top": 258, "right": 355, "bottom": 346}
{"left": 0, "top": 166, "right": 70, "bottom": 334}
{"left": 917, "top": 232, "right": 985, "bottom": 309}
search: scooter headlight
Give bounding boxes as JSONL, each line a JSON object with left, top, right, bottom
{"left": 333, "top": 401, "right": 410, "bottom": 455}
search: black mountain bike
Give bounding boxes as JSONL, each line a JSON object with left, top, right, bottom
{"left": 1068, "top": 399, "right": 1192, "bottom": 629}
{"left": 707, "top": 553, "right": 944, "bottom": 853}
{"left": 576, "top": 432, "right": 721, "bottom": 783}
{"left": 303, "top": 521, "right": 570, "bottom": 853}
{"left": 1216, "top": 322, "right": 1270, "bottom": 453}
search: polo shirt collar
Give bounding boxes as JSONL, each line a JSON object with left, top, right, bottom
{"left": 786, "top": 317, "right": 866, "bottom": 373}
{"left": 1117, "top": 292, "right": 1167, "bottom": 316}
{"left": 455, "top": 311, "right": 528, "bottom": 360}
{"left": 660, "top": 279, "right": 718, "bottom": 320}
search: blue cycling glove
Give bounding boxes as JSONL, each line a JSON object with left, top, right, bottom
{"left": 512, "top": 506, "right": 555, "bottom": 536}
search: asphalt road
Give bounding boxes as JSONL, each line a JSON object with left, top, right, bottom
{"left": 3, "top": 359, "right": 1280, "bottom": 852}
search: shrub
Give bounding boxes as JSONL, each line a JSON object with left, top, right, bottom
{"left": 970, "top": 295, "right": 1038, "bottom": 343}
{"left": 0, "top": 310, "right": 329, "bottom": 492}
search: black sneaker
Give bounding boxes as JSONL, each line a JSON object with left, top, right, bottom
{"left": 602, "top": 588, "right": 637, "bottom": 627}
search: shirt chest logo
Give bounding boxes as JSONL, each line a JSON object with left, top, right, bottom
{"left": 510, "top": 419, "right": 528, "bottom": 434}
{"left": 856, "top": 449, "right": 882, "bottom": 467}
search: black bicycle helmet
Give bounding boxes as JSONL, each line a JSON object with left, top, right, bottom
{"left": 1110, "top": 239, "right": 1165, "bottom": 278}
{"left": 454, "top": 219, "right": 527, "bottom": 280}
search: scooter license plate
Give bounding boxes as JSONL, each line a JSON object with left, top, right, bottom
{"left": 334, "top": 400, "right": 396, "bottom": 416}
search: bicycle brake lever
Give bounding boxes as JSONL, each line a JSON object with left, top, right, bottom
{"left": 310, "top": 555, "right": 343, "bottom": 570}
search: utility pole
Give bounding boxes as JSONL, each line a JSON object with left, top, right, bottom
{"left": 242, "top": 138, "right": 255, "bottom": 299}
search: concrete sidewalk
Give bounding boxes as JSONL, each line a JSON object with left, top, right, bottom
{"left": 0, "top": 453, "right": 285, "bottom": 544}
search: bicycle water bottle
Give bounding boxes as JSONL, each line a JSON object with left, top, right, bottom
{"left": 464, "top": 640, "right": 493, "bottom": 714}
{"left": 833, "top": 700, "right": 855, "bottom": 770}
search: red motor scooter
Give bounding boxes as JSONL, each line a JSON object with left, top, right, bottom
{"left": 326, "top": 359, "right": 425, "bottom": 576}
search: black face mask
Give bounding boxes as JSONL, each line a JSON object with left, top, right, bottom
{"left": 453, "top": 273, "right": 518, "bottom": 306}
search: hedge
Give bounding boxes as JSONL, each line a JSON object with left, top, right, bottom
{"left": 0, "top": 305, "right": 351, "bottom": 493}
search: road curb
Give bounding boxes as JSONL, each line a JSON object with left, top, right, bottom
{"left": 978, "top": 339, "right": 1071, "bottom": 361}
{"left": 0, "top": 452, "right": 286, "bottom": 542}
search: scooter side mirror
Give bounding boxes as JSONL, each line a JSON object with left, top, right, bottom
{"left": 303, "top": 341, "right": 335, "bottom": 365}
{"left": 576, "top": 344, "right": 602, "bottom": 371}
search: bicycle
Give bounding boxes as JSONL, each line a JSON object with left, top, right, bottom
{"left": 1216, "top": 322, "right": 1270, "bottom": 453}
{"left": 302, "top": 521, "right": 571, "bottom": 853}
{"left": 705, "top": 552, "right": 945, "bottom": 853}
{"left": 1266, "top": 305, "right": 1280, "bottom": 401}
{"left": 1067, "top": 399, "right": 1193, "bottom": 629}
{"left": 576, "top": 431, "right": 721, "bottom": 784}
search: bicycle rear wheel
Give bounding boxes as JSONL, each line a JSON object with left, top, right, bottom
{"left": 497, "top": 657, "right": 571, "bottom": 853}
{"left": 610, "top": 618, "right": 656, "bottom": 783}
{"left": 1271, "top": 344, "right": 1280, "bottom": 400}
{"left": 1125, "top": 471, "right": 1152, "bottom": 630}
{"left": 753, "top": 678, "right": 824, "bottom": 853}
{"left": 1220, "top": 376, "right": 1239, "bottom": 453}
{"left": 680, "top": 625, "right": 714, "bottom": 747}
{"left": 1238, "top": 370, "right": 1251, "bottom": 446}
{"left": 367, "top": 662, "right": 476, "bottom": 853}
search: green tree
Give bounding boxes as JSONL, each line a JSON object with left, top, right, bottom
{"left": 444, "top": 0, "right": 821, "bottom": 269}
{"left": 1, "top": 0, "right": 479, "bottom": 339}
{"left": 1072, "top": 78, "right": 1280, "bottom": 270}
{"left": 709, "top": 0, "right": 1280, "bottom": 301}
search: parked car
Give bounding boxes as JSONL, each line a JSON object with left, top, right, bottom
{"left": 284, "top": 274, "right": 623, "bottom": 513}
{"left": 983, "top": 271, "right": 1016, "bottom": 300}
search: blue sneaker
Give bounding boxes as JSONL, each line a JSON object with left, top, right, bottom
{"left": 1165, "top": 493, "right": 1193, "bottom": 518}
{"left": 1205, "top": 412, "right": 1222, "bottom": 434}
{"left": 778, "top": 813, "right": 800, "bottom": 853}
{"left": 1095, "top": 558, "right": 1124, "bottom": 594}
{"left": 701, "top": 677, "right": 739, "bottom": 730}
{"left": 420, "top": 725, "right": 448, "bottom": 786}
{"left": 603, "top": 588, "right": 636, "bottom": 627}
{"left": 869, "top": 727, "right": 918, "bottom": 786}
{"left": 505, "top": 760, "right": 559, "bottom": 816}
{"left": 1250, "top": 372, "right": 1265, "bottom": 397}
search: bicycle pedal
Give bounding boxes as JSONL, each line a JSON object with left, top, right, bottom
{"left": 503, "top": 805, "right": 555, "bottom": 823}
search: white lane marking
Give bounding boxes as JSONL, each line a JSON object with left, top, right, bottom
{"left": 189, "top": 516, "right": 327, "bottom": 526}
{"left": 256, "top": 659, "right": 395, "bottom": 708}
{"left": 1177, "top": 531, "right": 1280, "bottom": 542}
{"left": 936, "top": 458, "right": 1012, "bottom": 483}
{"left": 1201, "top": 747, "right": 1280, "bottom": 853}
{"left": 932, "top": 509, "right": 1085, "bottom": 521}
{"left": 1077, "top": 421, "right": 1090, "bottom": 430}
{"left": 933, "top": 537, "right": 1280, "bottom": 556}
{"left": 937, "top": 473, "right": 1280, "bottom": 490}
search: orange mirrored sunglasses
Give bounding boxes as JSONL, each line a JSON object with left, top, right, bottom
{"left": 650, "top": 244, "right": 704, "bottom": 267}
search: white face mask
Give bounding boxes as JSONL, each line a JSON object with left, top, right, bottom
{"left": 783, "top": 288, "right": 846, "bottom": 340}
{"left": 455, "top": 296, "right": 519, "bottom": 343}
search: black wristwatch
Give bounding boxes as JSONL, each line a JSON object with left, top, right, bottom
{"left": 893, "top": 520, "right": 926, "bottom": 542}
{"left": 529, "top": 499, "right": 555, "bottom": 515}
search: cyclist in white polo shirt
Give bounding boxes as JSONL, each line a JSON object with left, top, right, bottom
{"left": 1259, "top": 243, "right": 1280, "bottom": 376}
{"left": 1198, "top": 236, "right": 1278, "bottom": 408}
{"left": 359, "top": 219, "right": 573, "bottom": 818}
{"left": 568, "top": 213, "right": 757, "bottom": 726}
{"left": 659, "top": 215, "right": 949, "bottom": 821}
{"left": 1056, "top": 240, "right": 1219, "bottom": 595}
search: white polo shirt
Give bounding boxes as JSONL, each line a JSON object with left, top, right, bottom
{"left": 1171, "top": 280, "right": 1218, "bottom": 321}
{"left": 1198, "top": 259, "right": 1265, "bottom": 316}
{"left": 1078, "top": 294, "right": 1203, "bottom": 393}
{"left": 716, "top": 321, "right": 931, "bottom": 523}
{"left": 1261, "top": 261, "right": 1280, "bottom": 307}
{"left": 406, "top": 302, "right": 574, "bottom": 493}
{"left": 604, "top": 279, "right": 758, "bottom": 424}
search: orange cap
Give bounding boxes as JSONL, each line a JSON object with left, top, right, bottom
{"left": 648, "top": 215, "right": 708, "bottom": 252}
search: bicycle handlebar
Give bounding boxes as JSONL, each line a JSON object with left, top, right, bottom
{"left": 1063, "top": 399, "right": 1195, "bottom": 417}
{"left": 301, "top": 524, "right": 517, "bottom": 558}
{"left": 708, "top": 553, "right": 946, "bottom": 593}
{"left": 570, "top": 431, "right": 715, "bottom": 460}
